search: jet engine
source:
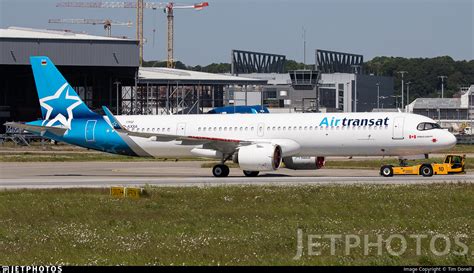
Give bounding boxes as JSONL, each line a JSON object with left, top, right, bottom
{"left": 283, "top": 156, "right": 325, "bottom": 170}
{"left": 235, "top": 143, "right": 282, "bottom": 171}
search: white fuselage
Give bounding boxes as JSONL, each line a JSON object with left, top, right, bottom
{"left": 115, "top": 112, "right": 457, "bottom": 158}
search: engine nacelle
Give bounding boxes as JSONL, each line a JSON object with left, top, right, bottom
{"left": 236, "top": 143, "right": 282, "bottom": 171}
{"left": 283, "top": 156, "right": 325, "bottom": 170}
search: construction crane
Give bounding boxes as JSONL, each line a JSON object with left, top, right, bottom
{"left": 48, "top": 18, "right": 132, "bottom": 36}
{"left": 56, "top": 1, "right": 209, "bottom": 67}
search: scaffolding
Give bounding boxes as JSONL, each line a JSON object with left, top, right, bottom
{"left": 116, "top": 67, "right": 267, "bottom": 115}
{"left": 119, "top": 83, "right": 226, "bottom": 115}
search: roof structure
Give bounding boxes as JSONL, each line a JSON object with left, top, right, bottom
{"left": 412, "top": 98, "right": 462, "bottom": 109}
{"left": 0, "top": 26, "right": 131, "bottom": 41}
{"left": 138, "top": 67, "right": 268, "bottom": 85}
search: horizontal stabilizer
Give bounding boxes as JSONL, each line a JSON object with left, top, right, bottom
{"left": 5, "top": 122, "right": 67, "bottom": 136}
{"left": 102, "top": 106, "right": 124, "bottom": 130}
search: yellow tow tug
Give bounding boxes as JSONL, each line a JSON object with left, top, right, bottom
{"left": 380, "top": 154, "right": 466, "bottom": 177}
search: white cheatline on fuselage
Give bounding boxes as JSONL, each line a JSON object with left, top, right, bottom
{"left": 114, "top": 112, "right": 456, "bottom": 158}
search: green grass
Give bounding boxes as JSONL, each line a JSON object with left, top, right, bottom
{"left": 441, "top": 144, "right": 474, "bottom": 154}
{"left": 0, "top": 185, "right": 472, "bottom": 265}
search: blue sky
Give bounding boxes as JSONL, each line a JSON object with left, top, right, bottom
{"left": 1, "top": 0, "right": 472, "bottom": 65}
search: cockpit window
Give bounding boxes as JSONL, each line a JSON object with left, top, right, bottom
{"left": 417, "top": 122, "right": 441, "bottom": 131}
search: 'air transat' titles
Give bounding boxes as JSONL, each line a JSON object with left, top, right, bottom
{"left": 319, "top": 117, "right": 390, "bottom": 127}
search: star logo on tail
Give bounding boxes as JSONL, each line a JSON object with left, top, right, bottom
{"left": 40, "top": 83, "right": 82, "bottom": 130}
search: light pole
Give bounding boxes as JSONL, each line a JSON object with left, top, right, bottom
{"left": 397, "top": 71, "right": 407, "bottom": 111}
{"left": 379, "top": 96, "right": 388, "bottom": 109}
{"left": 114, "top": 81, "right": 121, "bottom": 115}
{"left": 406, "top": 81, "right": 411, "bottom": 110}
{"left": 438, "top": 76, "right": 447, "bottom": 98}
{"left": 302, "top": 26, "right": 306, "bottom": 70}
{"left": 346, "top": 82, "right": 350, "bottom": 112}
{"left": 391, "top": 95, "right": 401, "bottom": 108}
{"left": 376, "top": 82, "right": 380, "bottom": 109}
{"left": 351, "top": 65, "right": 362, "bottom": 112}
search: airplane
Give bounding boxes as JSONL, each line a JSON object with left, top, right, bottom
{"left": 7, "top": 56, "right": 457, "bottom": 177}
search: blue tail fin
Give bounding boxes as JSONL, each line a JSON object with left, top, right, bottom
{"left": 30, "top": 56, "right": 97, "bottom": 127}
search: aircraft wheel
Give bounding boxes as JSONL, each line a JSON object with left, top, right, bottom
{"left": 243, "top": 170, "right": 259, "bottom": 177}
{"left": 380, "top": 165, "right": 393, "bottom": 177}
{"left": 420, "top": 165, "right": 433, "bottom": 177}
{"left": 213, "top": 164, "right": 229, "bottom": 177}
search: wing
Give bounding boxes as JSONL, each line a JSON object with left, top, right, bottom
{"left": 5, "top": 122, "right": 67, "bottom": 136}
{"left": 102, "top": 106, "right": 249, "bottom": 155}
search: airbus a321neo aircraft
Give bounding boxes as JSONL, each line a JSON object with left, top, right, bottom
{"left": 8, "top": 57, "right": 457, "bottom": 177}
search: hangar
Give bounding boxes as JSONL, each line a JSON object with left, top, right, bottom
{"left": 0, "top": 27, "right": 266, "bottom": 133}
{"left": 0, "top": 27, "right": 139, "bottom": 130}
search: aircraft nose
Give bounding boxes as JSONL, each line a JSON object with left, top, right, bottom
{"left": 444, "top": 131, "right": 457, "bottom": 148}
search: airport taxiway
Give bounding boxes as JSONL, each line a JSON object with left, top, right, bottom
{"left": 0, "top": 161, "right": 472, "bottom": 188}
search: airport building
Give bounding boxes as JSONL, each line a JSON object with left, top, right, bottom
{"left": 407, "top": 85, "right": 474, "bottom": 137}
{"left": 226, "top": 50, "right": 395, "bottom": 113}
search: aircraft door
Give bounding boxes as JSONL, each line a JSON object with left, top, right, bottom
{"left": 392, "top": 117, "right": 405, "bottom": 140}
{"left": 177, "top": 123, "right": 186, "bottom": 136}
{"left": 85, "top": 120, "right": 97, "bottom": 142}
{"left": 257, "top": 123, "right": 265, "bottom": 137}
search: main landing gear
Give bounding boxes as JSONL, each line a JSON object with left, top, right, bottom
{"left": 212, "top": 164, "right": 230, "bottom": 177}
{"left": 212, "top": 165, "right": 260, "bottom": 177}
{"left": 243, "top": 170, "right": 259, "bottom": 177}
{"left": 211, "top": 154, "right": 261, "bottom": 178}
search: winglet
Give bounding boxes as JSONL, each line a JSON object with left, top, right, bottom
{"left": 102, "top": 106, "right": 124, "bottom": 130}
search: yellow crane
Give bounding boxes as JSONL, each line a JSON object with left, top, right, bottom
{"left": 48, "top": 18, "right": 132, "bottom": 36}
{"left": 57, "top": 1, "right": 209, "bottom": 67}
